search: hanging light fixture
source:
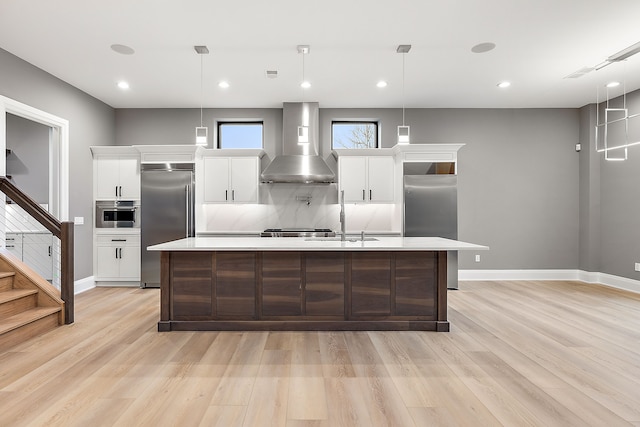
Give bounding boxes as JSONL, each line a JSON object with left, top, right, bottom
{"left": 297, "top": 45, "right": 310, "bottom": 144}
{"left": 194, "top": 45, "right": 209, "bottom": 145}
{"left": 594, "top": 61, "right": 640, "bottom": 161}
{"left": 397, "top": 44, "right": 411, "bottom": 144}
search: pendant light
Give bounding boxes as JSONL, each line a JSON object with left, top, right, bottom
{"left": 595, "top": 60, "right": 640, "bottom": 161}
{"left": 297, "top": 45, "right": 310, "bottom": 144}
{"left": 194, "top": 45, "right": 209, "bottom": 145}
{"left": 397, "top": 44, "right": 411, "bottom": 144}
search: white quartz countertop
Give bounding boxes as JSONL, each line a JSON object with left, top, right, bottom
{"left": 147, "top": 236, "right": 489, "bottom": 252}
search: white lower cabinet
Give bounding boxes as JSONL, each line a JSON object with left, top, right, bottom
{"left": 5, "top": 232, "right": 53, "bottom": 281}
{"left": 5, "top": 233, "right": 23, "bottom": 260}
{"left": 95, "top": 233, "right": 140, "bottom": 282}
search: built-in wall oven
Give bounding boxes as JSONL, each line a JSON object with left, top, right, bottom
{"left": 95, "top": 200, "right": 140, "bottom": 228}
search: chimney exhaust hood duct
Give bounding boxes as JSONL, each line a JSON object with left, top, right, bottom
{"left": 261, "top": 102, "right": 335, "bottom": 183}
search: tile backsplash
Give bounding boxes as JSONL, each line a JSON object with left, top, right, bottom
{"left": 199, "top": 183, "right": 399, "bottom": 233}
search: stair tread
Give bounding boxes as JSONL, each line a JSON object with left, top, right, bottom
{"left": 0, "top": 272, "right": 16, "bottom": 279}
{"left": 0, "top": 307, "right": 61, "bottom": 335}
{"left": 0, "top": 289, "right": 38, "bottom": 305}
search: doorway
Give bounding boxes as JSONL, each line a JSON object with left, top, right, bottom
{"left": 0, "top": 95, "right": 69, "bottom": 220}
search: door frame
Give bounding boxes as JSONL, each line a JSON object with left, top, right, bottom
{"left": 0, "top": 95, "right": 69, "bottom": 220}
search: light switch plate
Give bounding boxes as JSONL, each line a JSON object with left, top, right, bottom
{"left": 74, "top": 216, "right": 84, "bottom": 225}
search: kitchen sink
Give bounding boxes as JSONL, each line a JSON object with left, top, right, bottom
{"left": 305, "top": 237, "right": 378, "bottom": 242}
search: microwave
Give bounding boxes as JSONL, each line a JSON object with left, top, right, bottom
{"left": 96, "top": 200, "right": 140, "bottom": 228}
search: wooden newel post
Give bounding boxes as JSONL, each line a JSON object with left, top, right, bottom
{"left": 61, "top": 221, "right": 75, "bottom": 324}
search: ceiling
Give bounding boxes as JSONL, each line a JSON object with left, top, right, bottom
{"left": 2, "top": 0, "right": 640, "bottom": 109}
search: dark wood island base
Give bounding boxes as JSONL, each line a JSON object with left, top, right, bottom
{"left": 158, "top": 250, "right": 449, "bottom": 332}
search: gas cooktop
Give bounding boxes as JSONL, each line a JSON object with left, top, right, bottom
{"left": 261, "top": 228, "right": 336, "bottom": 238}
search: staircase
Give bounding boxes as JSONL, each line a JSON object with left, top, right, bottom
{"left": 0, "top": 253, "right": 64, "bottom": 353}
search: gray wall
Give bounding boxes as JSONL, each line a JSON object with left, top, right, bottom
{"left": 596, "top": 90, "right": 640, "bottom": 279}
{"left": 7, "top": 40, "right": 637, "bottom": 281}
{"left": 0, "top": 48, "right": 115, "bottom": 280}
{"left": 323, "top": 108, "right": 581, "bottom": 270}
{"left": 6, "top": 113, "right": 49, "bottom": 203}
{"left": 118, "top": 106, "right": 581, "bottom": 271}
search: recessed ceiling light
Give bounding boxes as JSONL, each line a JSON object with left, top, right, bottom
{"left": 606, "top": 81, "right": 621, "bottom": 88}
{"left": 110, "top": 44, "right": 135, "bottom": 55}
{"left": 376, "top": 80, "right": 388, "bottom": 88}
{"left": 497, "top": 81, "right": 511, "bottom": 88}
{"left": 301, "top": 81, "right": 311, "bottom": 89}
{"left": 471, "top": 42, "right": 496, "bottom": 53}
{"left": 218, "top": 81, "right": 230, "bottom": 89}
{"left": 117, "top": 81, "right": 130, "bottom": 90}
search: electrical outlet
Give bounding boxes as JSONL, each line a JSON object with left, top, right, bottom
{"left": 475, "top": 254, "right": 481, "bottom": 263}
{"left": 74, "top": 216, "right": 84, "bottom": 225}
{"left": 635, "top": 263, "right": 640, "bottom": 272}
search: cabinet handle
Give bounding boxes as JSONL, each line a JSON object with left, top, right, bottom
{"left": 225, "top": 190, "right": 228, "bottom": 201}
{"left": 370, "top": 189, "right": 372, "bottom": 200}
{"left": 6, "top": 245, "right": 14, "bottom": 248}
{"left": 48, "top": 246, "right": 52, "bottom": 257}
{"left": 6, "top": 238, "right": 14, "bottom": 241}
{"left": 115, "top": 186, "right": 118, "bottom": 197}
{"left": 362, "top": 189, "right": 365, "bottom": 200}
{"left": 111, "top": 239, "right": 126, "bottom": 242}
{"left": 232, "top": 190, "right": 235, "bottom": 201}
{"left": 115, "top": 248, "right": 118, "bottom": 259}
{"left": 119, "top": 248, "right": 123, "bottom": 259}
{"left": 119, "top": 186, "right": 123, "bottom": 197}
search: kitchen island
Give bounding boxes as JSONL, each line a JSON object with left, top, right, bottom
{"left": 148, "top": 236, "right": 488, "bottom": 332}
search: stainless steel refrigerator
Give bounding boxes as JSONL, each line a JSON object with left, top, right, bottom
{"left": 403, "top": 170, "right": 458, "bottom": 289}
{"left": 140, "top": 163, "right": 195, "bottom": 288}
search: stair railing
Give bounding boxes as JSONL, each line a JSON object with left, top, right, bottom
{"left": 0, "top": 177, "right": 74, "bottom": 323}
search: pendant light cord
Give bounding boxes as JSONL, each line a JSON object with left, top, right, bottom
{"left": 301, "top": 51, "right": 305, "bottom": 104}
{"left": 200, "top": 53, "right": 204, "bottom": 127}
{"left": 402, "top": 52, "right": 406, "bottom": 126}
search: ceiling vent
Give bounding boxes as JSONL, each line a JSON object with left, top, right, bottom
{"left": 564, "top": 66, "right": 595, "bottom": 79}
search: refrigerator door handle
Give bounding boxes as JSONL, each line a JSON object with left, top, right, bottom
{"left": 185, "top": 185, "right": 190, "bottom": 237}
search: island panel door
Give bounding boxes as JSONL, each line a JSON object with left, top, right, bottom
{"left": 171, "top": 251, "right": 213, "bottom": 318}
{"left": 262, "top": 252, "right": 302, "bottom": 316}
{"left": 394, "top": 251, "right": 437, "bottom": 317}
{"left": 215, "top": 252, "right": 256, "bottom": 317}
{"left": 351, "top": 252, "right": 391, "bottom": 316}
{"left": 304, "top": 252, "right": 345, "bottom": 316}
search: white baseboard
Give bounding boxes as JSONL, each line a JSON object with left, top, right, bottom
{"left": 459, "top": 269, "right": 640, "bottom": 294}
{"left": 577, "top": 271, "right": 640, "bottom": 294}
{"left": 459, "top": 269, "right": 580, "bottom": 281}
{"left": 458, "top": 270, "right": 640, "bottom": 293}
{"left": 74, "top": 276, "right": 96, "bottom": 295}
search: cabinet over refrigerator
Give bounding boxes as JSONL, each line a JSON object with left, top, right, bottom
{"left": 140, "top": 163, "right": 195, "bottom": 288}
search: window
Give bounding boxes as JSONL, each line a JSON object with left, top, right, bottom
{"left": 331, "top": 121, "right": 379, "bottom": 149}
{"left": 217, "top": 122, "right": 263, "bottom": 149}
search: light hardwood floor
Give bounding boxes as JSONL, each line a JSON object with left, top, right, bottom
{"left": 1, "top": 280, "right": 640, "bottom": 426}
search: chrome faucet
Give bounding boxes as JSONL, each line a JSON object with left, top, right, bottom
{"left": 339, "top": 190, "right": 346, "bottom": 241}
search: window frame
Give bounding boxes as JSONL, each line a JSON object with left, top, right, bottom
{"left": 331, "top": 120, "right": 380, "bottom": 149}
{"left": 216, "top": 120, "right": 264, "bottom": 149}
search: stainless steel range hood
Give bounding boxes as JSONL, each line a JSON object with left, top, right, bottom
{"left": 261, "top": 102, "right": 335, "bottom": 183}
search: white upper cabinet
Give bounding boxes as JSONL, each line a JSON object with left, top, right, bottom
{"left": 203, "top": 157, "right": 259, "bottom": 203}
{"left": 339, "top": 156, "right": 394, "bottom": 203}
{"left": 91, "top": 147, "right": 141, "bottom": 200}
